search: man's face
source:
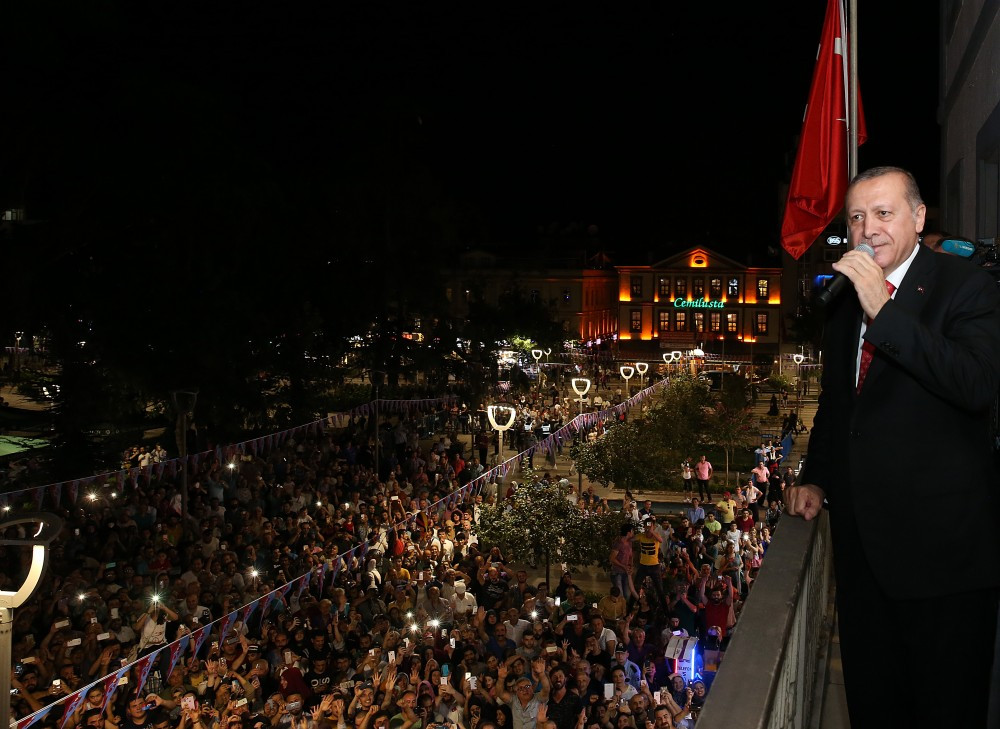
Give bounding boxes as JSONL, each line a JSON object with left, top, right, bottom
{"left": 846, "top": 171, "right": 925, "bottom": 277}
{"left": 654, "top": 708, "right": 672, "bottom": 729}
{"left": 128, "top": 699, "right": 147, "bottom": 719}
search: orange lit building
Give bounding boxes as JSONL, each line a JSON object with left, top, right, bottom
{"left": 614, "top": 247, "right": 782, "bottom": 364}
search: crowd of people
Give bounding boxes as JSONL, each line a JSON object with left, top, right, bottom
{"left": 1, "top": 375, "right": 788, "bottom": 729}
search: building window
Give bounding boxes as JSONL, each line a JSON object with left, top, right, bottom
{"left": 675, "top": 311, "right": 687, "bottom": 331}
{"left": 630, "top": 309, "right": 642, "bottom": 332}
{"left": 709, "top": 312, "right": 721, "bottom": 332}
{"left": 658, "top": 277, "right": 671, "bottom": 298}
{"left": 631, "top": 277, "right": 643, "bottom": 298}
{"left": 726, "top": 312, "right": 738, "bottom": 333}
{"left": 693, "top": 312, "right": 705, "bottom": 332}
{"left": 693, "top": 277, "right": 705, "bottom": 298}
{"left": 675, "top": 278, "right": 687, "bottom": 298}
{"left": 709, "top": 277, "right": 723, "bottom": 298}
{"left": 755, "top": 312, "right": 769, "bottom": 335}
{"left": 658, "top": 311, "right": 670, "bottom": 332}
{"left": 757, "top": 278, "right": 769, "bottom": 299}
{"left": 728, "top": 278, "right": 739, "bottom": 296}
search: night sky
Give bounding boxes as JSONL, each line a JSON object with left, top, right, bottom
{"left": 4, "top": 0, "right": 939, "bottom": 264}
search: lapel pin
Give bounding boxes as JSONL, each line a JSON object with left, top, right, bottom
{"left": 916, "top": 285, "right": 925, "bottom": 294}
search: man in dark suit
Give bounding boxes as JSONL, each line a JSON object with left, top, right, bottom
{"left": 785, "top": 167, "right": 1000, "bottom": 727}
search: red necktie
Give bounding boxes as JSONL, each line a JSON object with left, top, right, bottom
{"left": 857, "top": 280, "right": 896, "bottom": 392}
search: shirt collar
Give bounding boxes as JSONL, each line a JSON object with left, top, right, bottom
{"left": 885, "top": 241, "right": 920, "bottom": 291}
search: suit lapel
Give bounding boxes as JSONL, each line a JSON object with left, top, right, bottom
{"left": 862, "top": 245, "right": 936, "bottom": 390}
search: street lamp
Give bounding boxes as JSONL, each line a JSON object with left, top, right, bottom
{"left": 531, "top": 349, "right": 543, "bottom": 387}
{"left": 690, "top": 345, "right": 705, "bottom": 376}
{"left": 171, "top": 389, "right": 199, "bottom": 526}
{"left": 571, "top": 378, "right": 591, "bottom": 493}
{"left": 635, "top": 362, "right": 648, "bottom": 415}
{"left": 0, "top": 513, "right": 62, "bottom": 729}
{"left": 719, "top": 334, "right": 726, "bottom": 389}
{"left": 619, "top": 365, "right": 634, "bottom": 399}
{"left": 662, "top": 350, "right": 681, "bottom": 378}
{"left": 793, "top": 353, "right": 805, "bottom": 405}
{"left": 487, "top": 404, "right": 516, "bottom": 482}
{"left": 13, "top": 331, "right": 23, "bottom": 374}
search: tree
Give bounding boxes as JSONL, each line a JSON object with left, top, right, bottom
{"left": 475, "top": 468, "right": 628, "bottom": 583}
{"left": 645, "top": 373, "right": 714, "bottom": 456}
{"left": 704, "top": 401, "right": 758, "bottom": 487}
{"left": 570, "top": 422, "right": 672, "bottom": 492}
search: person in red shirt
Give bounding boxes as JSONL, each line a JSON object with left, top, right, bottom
{"left": 734, "top": 509, "right": 755, "bottom": 534}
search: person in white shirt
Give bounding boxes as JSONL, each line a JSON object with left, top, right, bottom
{"left": 450, "top": 581, "right": 477, "bottom": 618}
{"left": 589, "top": 614, "right": 618, "bottom": 654}
{"left": 503, "top": 607, "right": 531, "bottom": 645}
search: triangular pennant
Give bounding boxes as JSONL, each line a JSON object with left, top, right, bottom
{"left": 240, "top": 598, "right": 260, "bottom": 626}
{"left": 48, "top": 483, "right": 63, "bottom": 509}
{"left": 18, "top": 703, "right": 54, "bottom": 729}
{"left": 166, "top": 634, "right": 190, "bottom": 680}
{"left": 218, "top": 610, "right": 237, "bottom": 641}
{"left": 100, "top": 665, "right": 130, "bottom": 715}
{"left": 190, "top": 625, "right": 211, "bottom": 658}
{"left": 134, "top": 648, "right": 160, "bottom": 694}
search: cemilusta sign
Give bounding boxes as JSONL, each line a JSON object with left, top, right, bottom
{"left": 672, "top": 299, "right": 725, "bottom": 309}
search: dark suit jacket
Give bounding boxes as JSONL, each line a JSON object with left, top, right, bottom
{"left": 801, "top": 244, "right": 1000, "bottom": 599}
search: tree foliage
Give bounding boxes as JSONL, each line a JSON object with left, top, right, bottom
{"left": 570, "top": 374, "right": 760, "bottom": 492}
{"left": 704, "top": 402, "right": 759, "bottom": 486}
{"left": 570, "top": 422, "right": 671, "bottom": 492}
{"left": 645, "top": 374, "right": 714, "bottom": 456}
{"left": 475, "top": 468, "right": 628, "bottom": 582}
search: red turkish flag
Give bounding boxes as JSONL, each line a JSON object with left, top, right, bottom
{"left": 780, "top": 0, "right": 867, "bottom": 260}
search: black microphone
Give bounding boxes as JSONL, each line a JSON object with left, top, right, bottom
{"left": 815, "top": 243, "right": 875, "bottom": 307}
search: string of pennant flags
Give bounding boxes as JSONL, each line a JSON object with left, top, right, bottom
{"left": 14, "top": 380, "right": 666, "bottom": 729}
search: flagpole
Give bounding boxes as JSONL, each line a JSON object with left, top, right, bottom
{"left": 848, "top": 0, "right": 859, "bottom": 179}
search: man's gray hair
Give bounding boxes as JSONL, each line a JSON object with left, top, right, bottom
{"left": 849, "top": 166, "right": 924, "bottom": 215}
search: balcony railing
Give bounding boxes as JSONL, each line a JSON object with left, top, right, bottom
{"left": 697, "top": 511, "right": 835, "bottom": 729}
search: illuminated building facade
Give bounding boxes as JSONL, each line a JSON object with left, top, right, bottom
{"left": 614, "top": 247, "right": 782, "bottom": 364}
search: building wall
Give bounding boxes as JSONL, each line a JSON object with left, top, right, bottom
{"left": 442, "top": 252, "right": 618, "bottom": 342}
{"left": 940, "top": 0, "right": 1000, "bottom": 241}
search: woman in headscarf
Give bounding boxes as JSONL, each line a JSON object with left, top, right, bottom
{"left": 363, "top": 559, "right": 382, "bottom": 592}
{"left": 278, "top": 665, "right": 313, "bottom": 699}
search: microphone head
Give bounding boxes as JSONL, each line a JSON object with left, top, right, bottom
{"left": 854, "top": 243, "right": 875, "bottom": 257}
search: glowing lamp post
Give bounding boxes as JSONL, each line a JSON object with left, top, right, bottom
{"left": 571, "top": 378, "right": 591, "bottom": 493}
{"left": 793, "top": 353, "right": 805, "bottom": 405}
{"left": 690, "top": 346, "right": 705, "bottom": 376}
{"left": 635, "top": 362, "right": 648, "bottom": 389}
{"left": 619, "top": 365, "right": 635, "bottom": 399}
{"left": 662, "top": 350, "right": 681, "bottom": 377}
{"left": 0, "top": 513, "right": 62, "bottom": 729}
{"left": 13, "top": 331, "right": 23, "bottom": 374}
{"left": 635, "top": 362, "right": 648, "bottom": 415}
{"left": 531, "top": 349, "right": 543, "bottom": 387}
{"left": 487, "top": 404, "right": 516, "bottom": 482}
